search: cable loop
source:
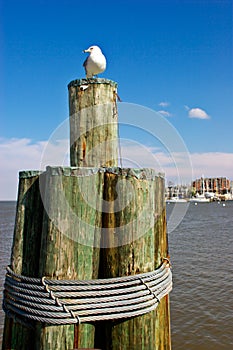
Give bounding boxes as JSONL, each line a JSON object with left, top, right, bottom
{"left": 3, "top": 260, "right": 172, "bottom": 326}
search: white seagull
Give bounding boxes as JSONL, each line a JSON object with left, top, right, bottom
{"left": 83, "top": 45, "right": 106, "bottom": 78}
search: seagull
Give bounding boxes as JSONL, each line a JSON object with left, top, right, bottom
{"left": 83, "top": 45, "right": 106, "bottom": 78}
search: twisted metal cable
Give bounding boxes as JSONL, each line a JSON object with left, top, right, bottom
{"left": 3, "top": 259, "right": 172, "bottom": 326}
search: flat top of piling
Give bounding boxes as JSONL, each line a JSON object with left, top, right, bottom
{"left": 19, "top": 170, "right": 43, "bottom": 178}
{"left": 46, "top": 166, "right": 164, "bottom": 179}
{"left": 68, "top": 78, "right": 117, "bottom": 89}
{"left": 19, "top": 167, "right": 164, "bottom": 180}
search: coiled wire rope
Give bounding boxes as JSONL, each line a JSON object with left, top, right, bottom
{"left": 3, "top": 258, "right": 172, "bottom": 326}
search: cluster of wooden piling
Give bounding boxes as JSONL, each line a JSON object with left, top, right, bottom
{"left": 2, "top": 79, "right": 171, "bottom": 350}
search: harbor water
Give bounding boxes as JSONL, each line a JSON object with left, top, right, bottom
{"left": 0, "top": 200, "right": 233, "bottom": 349}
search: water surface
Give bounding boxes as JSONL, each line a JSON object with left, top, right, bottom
{"left": 0, "top": 201, "right": 232, "bottom": 349}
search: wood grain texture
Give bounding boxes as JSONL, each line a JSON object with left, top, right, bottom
{"left": 3, "top": 79, "right": 171, "bottom": 350}
{"left": 69, "top": 79, "right": 118, "bottom": 167}
{"left": 2, "top": 167, "right": 105, "bottom": 350}
{"left": 35, "top": 166, "right": 104, "bottom": 350}
{"left": 2, "top": 171, "right": 45, "bottom": 350}
{"left": 95, "top": 168, "right": 171, "bottom": 350}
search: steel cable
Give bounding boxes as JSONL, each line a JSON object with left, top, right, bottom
{"left": 3, "top": 259, "right": 172, "bottom": 326}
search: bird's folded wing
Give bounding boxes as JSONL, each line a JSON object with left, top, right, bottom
{"left": 83, "top": 57, "right": 88, "bottom": 72}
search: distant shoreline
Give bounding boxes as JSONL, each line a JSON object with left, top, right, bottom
{"left": 0, "top": 200, "right": 17, "bottom": 203}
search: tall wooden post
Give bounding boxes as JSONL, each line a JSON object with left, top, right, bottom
{"left": 95, "top": 169, "right": 171, "bottom": 350}
{"left": 2, "top": 171, "right": 45, "bottom": 350}
{"left": 66, "top": 78, "right": 119, "bottom": 349}
{"left": 68, "top": 78, "right": 118, "bottom": 167}
{"left": 2, "top": 167, "right": 105, "bottom": 350}
{"left": 35, "top": 166, "right": 105, "bottom": 349}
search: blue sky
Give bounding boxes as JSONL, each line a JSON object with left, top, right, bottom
{"left": 1, "top": 0, "right": 233, "bottom": 199}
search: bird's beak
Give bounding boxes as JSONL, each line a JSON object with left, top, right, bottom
{"left": 83, "top": 49, "right": 89, "bottom": 53}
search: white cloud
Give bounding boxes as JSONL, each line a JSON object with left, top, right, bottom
{"left": 121, "top": 145, "right": 232, "bottom": 183}
{"left": 0, "top": 138, "right": 69, "bottom": 200}
{"left": 157, "top": 102, "right": 172, "bottom": 117}
{"left": 1, "top": 138, "right": 232, "bottom": 200}
{"left": 188, "top": 107, "right": 210, "bottom": 120}
{"left": 158, "top": 101, "right": 170, "bottom": 107}
{"left": 0, "top": 138, "right": 44, "bottom": 199}
{"left": 191, "top": 152, "right": 233, "bottom": 179}
{"left": 158, "top": 110, "right": 172, "bottom": 117}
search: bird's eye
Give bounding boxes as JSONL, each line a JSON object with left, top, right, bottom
{"left": 90, "top": 47, "right": 93, "bottom": 50}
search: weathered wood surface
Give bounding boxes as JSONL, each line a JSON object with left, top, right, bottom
{"left": 95, "top": 168, "right": 171, "bottom": 350}
{"left": 3, "top": 79, "right": 171, "bottom": 350}
{"left": 68, "top": 78, "right": 118, "bottom": 167}
{"left": 35, "top": 166, "right": 104, "bottom": 350}
{"left": 2, "top": 167, "right": 105, "bottom": 350}
{"left": 2, "top": 171, "right": 45, "bottom": 350}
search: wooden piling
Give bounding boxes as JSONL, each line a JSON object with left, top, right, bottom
{"left": 68, "top": 78, "right": 118, "bottom": 167}
{"left": 2, "top": 171, "right": 45, "bottom": 350}
{"left": 35, "top": 166, "right": 104, "bottom": 349}
{"left": 95, "top": 168, "right": 171, "bottom": 350}
{"left": 2, "top": 167, "right": 105, "bottom": 350}
{"left": 3, "top": 78, "right": 171, "bottom": 349}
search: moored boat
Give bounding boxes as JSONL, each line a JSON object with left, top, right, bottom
{"left": 166, "top": 196, "right": 187, "bottom": 203}
{"left": 189, "top": 193, "right": 210, "bottom": 203}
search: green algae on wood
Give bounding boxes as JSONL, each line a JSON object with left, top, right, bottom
{"left": 95, "top": 168, "right": 171, "bottom": 350}
{"left": 35, "top": 166, "right": 105, "bottom": 349}
{"left": 2, "top": 171, "right": 45, "bottom": 350}
{"left": 68, "top": 78, "right": 118, "bottom": 168}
